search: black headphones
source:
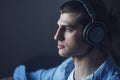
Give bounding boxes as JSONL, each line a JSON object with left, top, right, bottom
{"left": 77, "top": 0, "right": 106, "bottom": 46}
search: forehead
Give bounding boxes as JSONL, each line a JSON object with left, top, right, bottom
{"left": 57, "top": 12, "right": 80, "bottom": 26}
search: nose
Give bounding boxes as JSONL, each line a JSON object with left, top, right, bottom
{"left": 54, "top": 27, "right": 64, "bottom": 41}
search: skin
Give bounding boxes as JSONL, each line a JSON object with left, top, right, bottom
{"left": 54, "top": 12, "right": 106, "bottom": 80}
{"left": 54, "top": 12, "right": 90, "bottom": 57}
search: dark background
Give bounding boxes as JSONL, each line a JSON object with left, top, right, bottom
{"left": 0, "top": 0, "right": 120, "bottom": 78}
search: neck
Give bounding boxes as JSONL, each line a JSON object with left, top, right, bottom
{"left": 72, "top": 47, "right": 106, "bottom": 80}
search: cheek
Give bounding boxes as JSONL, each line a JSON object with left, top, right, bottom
{"left": 65, "top": 33, "right": 82, "bottom": 50}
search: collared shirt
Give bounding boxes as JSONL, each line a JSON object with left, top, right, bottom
{"left": 67, "top": 69, "right": 75, "bottom": 80}
{"left": 14, "top": 54, "right": 120, "bottom": 80}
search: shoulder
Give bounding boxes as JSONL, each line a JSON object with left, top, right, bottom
{"left": 111, "top": 65, "right": 120, "bottom": 80}
{"left": 100, "top": 54, "right": 120, "bottom": 80}
{"left": 107, "top": 56, "right": 120, "bottom": 80}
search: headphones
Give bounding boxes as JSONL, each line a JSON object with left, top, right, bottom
{"left": 77, "top": 0, "right": 106, "bottom": 46}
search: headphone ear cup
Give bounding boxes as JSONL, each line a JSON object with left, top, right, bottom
{"left": 83, "top": 22, "right": 105, "bottom": 46}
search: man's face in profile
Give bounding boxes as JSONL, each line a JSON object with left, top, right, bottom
{"left": 54, "top": 12, "right": 90, "bottom": 57}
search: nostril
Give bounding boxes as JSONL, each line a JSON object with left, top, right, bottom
{"left": 58, "top": 33, "right": 64, "bottom": 41}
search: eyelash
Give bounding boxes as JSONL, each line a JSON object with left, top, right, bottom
{"left": 59, "top": 26, "right": 73, "bottom": 32}
{"left": 64, "top": 27, "right": 73, "bottom": 31}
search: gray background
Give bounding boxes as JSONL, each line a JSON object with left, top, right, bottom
{"left": 0, "top": 0, "right": 120, "bottom": 78}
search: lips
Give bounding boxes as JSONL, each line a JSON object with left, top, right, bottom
{"left": 57, "top": 44, "right": 65, "bottom": 49}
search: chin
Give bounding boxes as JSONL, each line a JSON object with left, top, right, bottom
{"left": 58, "top": 51, "right": 71, "bottom": 57}
{"left": 59, "top": 53, "right": 67, "bottom": 57}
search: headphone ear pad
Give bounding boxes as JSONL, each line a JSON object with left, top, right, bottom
{"left": 83, "top": 22, "right": 105, "bottom": 46}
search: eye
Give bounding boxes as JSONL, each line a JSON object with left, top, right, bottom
{"left": 61, "top": 25, "right": 74, "bottom": 32}
{"left": 65, "top": 27, "right": 73, "bottom": 31}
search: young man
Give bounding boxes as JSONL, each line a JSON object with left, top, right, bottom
{"left": 13, "top": 0, "right": 120, "bottom": 80}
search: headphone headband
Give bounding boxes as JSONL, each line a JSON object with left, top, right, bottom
{"left": 78, "top": 0, "right": 96, "bottom": 23}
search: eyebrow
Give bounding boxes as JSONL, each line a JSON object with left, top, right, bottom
{"left": 57, "top": 22, "right": 74, "bottom": 28}
{"left": 58, "top": 24, "right": 75, "bottom": 28}
{"left": 57, "top": 19, "right": 77, "bottom": 28}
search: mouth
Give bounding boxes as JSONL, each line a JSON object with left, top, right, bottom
{"left": 57, "top": 44, "right": 65, "bottom": 49}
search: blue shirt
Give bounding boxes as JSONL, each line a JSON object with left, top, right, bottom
{"left": 13, "top": 55, "right": 120, "bottom": 80}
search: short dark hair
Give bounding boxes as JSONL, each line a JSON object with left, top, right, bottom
{"left": 60, "top": 0, "right": 110, "bottom": 27}
{"left": 60, "top": 0, "right": 91, "bottom": 27}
